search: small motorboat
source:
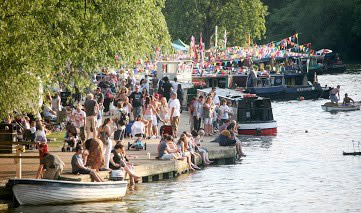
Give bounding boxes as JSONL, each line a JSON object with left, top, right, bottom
{"left": 321, "top": 102, "right": 360, "bottom": 112}
{"left": 7, "top": 178, "right": 128, "bottom": 205}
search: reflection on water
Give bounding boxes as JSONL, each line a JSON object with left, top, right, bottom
{"left": 11, "top": 67, "right": 361, "bottom": 212}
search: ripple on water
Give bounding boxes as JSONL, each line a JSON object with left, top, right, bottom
{"left": 11, "top": 70, "right": 361, "bottom": 212}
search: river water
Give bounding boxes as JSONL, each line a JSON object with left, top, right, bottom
{"left": 12, "top": 65, "right": 361, "bottom": 212}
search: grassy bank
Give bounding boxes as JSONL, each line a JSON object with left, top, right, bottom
{"left": 47, "top": 131, "right": 65, "bottom": 148}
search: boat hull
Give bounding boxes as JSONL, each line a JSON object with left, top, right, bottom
{"left": 9, "top": 178, "right": 128, "bottom": 206}
{"left": 238, "top": 121, "right": 277, "bottom": 136}
{"left": 322, "top": 64, "right": 347, "bottom": 74}
{"left": 321, "top": 105, "right": 360, "bottom": 112}
{"left": 246, "top": 85, "right": 324, "bottom": 100}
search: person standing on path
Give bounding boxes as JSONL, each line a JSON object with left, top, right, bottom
{"left": 193, "top": 96, "right": 204, "bottom": 132}
{"left": 169, "top": 92, "right": 181, "bottom": 138}
{"left": 162, "top": 77, "right": 173, "bottom": 102}
{"left": 84, "top": 94, "right": 99, "bottom": 139}
{"left": 176, "top": 84, "right": 184, "bottom": 113}
{"left": 98, "top": 118, "right": 117, "bottom": 170}
{"left": 129, "top": 85, "right": 143, "bottom": 120}
{"left": 95, "top": 87, "right": 104, "bottom": 127}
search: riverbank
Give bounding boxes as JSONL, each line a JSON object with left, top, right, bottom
{"left": 0, "top": 112, "right": 237, "bottom": 205}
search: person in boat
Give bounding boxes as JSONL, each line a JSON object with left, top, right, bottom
{"left": 342, "top": 93, "right": 354, "bottom": 106}
{"left": 261, "top": 70, "right": 270, "bottom": 87}
{"left": 109, "top": 144, "right": 140, "bottom": 184}
{"left": 330, "top": 85, "right": 341, "bottom": 104}
{"left": 248, "top": 67, "right": 258, "bottom": 87}
{"left": 71, "top": 145, "right": 104, "bottom": 182}
{"left": 36, "top": 143, "right": 65, "bottom": 180}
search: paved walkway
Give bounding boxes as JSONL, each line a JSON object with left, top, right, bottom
{"left": 0, "top": 112, "right": 225, "bottom": 184}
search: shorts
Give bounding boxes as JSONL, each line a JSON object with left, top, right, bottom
{"left": 203, "top": 118, "right": 212, "bottom": 125}
{"left": 43, "top": 166, "right": 63, "bottom": 180}
{"left": 152, "top": 115, "right": 158, "bottom": 126}
{"left": 144, "top": 114, "right": 153, "bottom": 121}
{"left": 170, "top": 116, "right": 179, "bottom": 129}
{"left": 330, "top": 94, "right": 338, "bottom": 103}
{"left": 160, "top": 154, "right": 174, "bottom": 160}
{"left": 85, "top": 116, "right": 97, "bottom": 133}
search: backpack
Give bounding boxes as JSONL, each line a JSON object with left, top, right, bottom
{"left": 106, "top": 92, "right": 113, "bottom": 99}
{"left": 118, "top": 110, "right": 129, "bottom": 126}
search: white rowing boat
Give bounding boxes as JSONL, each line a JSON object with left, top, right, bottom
{"left": 8, "top": 178, "right": 128, "bottom": 205}
{"left": 321, "top": 103, "right": 360, "bottom": 112}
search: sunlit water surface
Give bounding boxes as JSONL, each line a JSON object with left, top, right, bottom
{"left": 12, "top": 66, "right": 361, "bottom": 212}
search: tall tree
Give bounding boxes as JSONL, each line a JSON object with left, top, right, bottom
{"left": 265, "top": 0, "right": 361, "bottom": 59}
{"left": 0, "top": 0, "right": 171, "bottom": 119}
{"left": 164, "top": 0, "right": 268, "bottom": 48}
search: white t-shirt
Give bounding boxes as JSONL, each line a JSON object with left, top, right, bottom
{"left": 131, "top": 121, "right": 145, "bottom": 136}
{"left": 172, "top": 82, "right": 179, "bottom": 92}
{"left": 72, "top": 110, "right": 86, "bottom": 128}
{"left": 169, "top": 98, "right": 181, "bottom": 117}
{"left": 213, "top": 94, "right": 220, "bottom": 105}
{"left": 219, "top": 105, "right": 230, "bottom": 119}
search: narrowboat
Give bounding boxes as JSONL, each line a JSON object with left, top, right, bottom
{"left": 197, "top": 88, "right": 277, "bottom": 136}
{"left": 316, "top": 51, "right": 347, "bottom": 74}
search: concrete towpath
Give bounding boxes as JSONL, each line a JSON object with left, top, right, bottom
{"left": 0, "top": 112, "right": 236, "bottom": 185}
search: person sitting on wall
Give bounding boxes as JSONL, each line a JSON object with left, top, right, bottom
{"left": 342, "top": 93, "right": 355, "bottom": 106}
{"left": 36, "top": 144, "right": 64, "bottom": 180}
{"left": 158, "top": 135, "right": 182, "bottom": 160}
{"left": 213, "top": 123, "right": 246, "bottom": 159}
{"left": 71, "top": 145, "right": 104, "bottom": 182}
{"left": 109, "top": 144, "right": 140, "bottom": 185}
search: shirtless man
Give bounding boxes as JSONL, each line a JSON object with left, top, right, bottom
{"left": 329, "top": 85, "right": 340, "bottom": 104}
{"left": 342, "top": 93, "right": 354, "bottom": 105}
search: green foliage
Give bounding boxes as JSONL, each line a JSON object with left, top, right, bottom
{"left": 265, "top": 0, "right": 361, "bottom": 59}
{"left": 0, "top": 0, "right": 171, "bottom": 119}
{"left": 164, "top": 0, "right": 268, "bottom": 48}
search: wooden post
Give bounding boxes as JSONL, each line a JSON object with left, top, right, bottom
{"left": 16, "top": 147, "right": 22, "bottom": 178}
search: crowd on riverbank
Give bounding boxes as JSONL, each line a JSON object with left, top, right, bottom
{"left": 1, "top": 71, "right": 247, "bottom": 184}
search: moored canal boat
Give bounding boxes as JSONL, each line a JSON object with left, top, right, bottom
{"left": 7, "top": 178, "right": 128, "bottom": 206}
{"left": 198, "top": 88, "right": 277, "bottom": 136}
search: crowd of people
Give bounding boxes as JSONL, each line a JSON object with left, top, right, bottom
{"left": 2, "top": 71, "right": 248, "bottom": 184}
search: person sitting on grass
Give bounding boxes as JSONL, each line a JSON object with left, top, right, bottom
{"left": 109, "top": 144, "right": 140, "bottom": 185}
{"left": 71, "top": 145, "right": 104, "bottom": 182}
{"left": 158, "top": 135, "right": 183, "bottom": 160}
